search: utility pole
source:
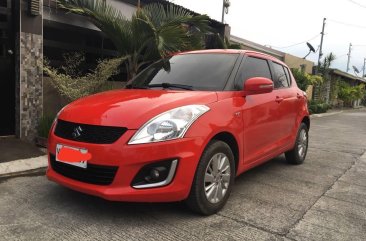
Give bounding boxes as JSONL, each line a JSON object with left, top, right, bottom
{"left": 221, "top": 0, "right": 225, "bottom": 23}
{"left": 221, "top": 0, "right": 230, "bottom": 23}
{"left": 316, "top": 18, "right": 326, "bottom": 74}
{"left": 363, "top": 58, "right": 366, "bottom": 78}
{"left": 346, "top": 43, "right": 352, "bottom": 72}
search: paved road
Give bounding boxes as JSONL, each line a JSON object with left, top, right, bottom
{"left": 1, "top": 109, "right": 366, "bottom": 241}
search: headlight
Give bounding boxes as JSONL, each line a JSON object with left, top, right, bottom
{"left": 128, "top": 105, "right": 210, "bottom": 144}
{"left": 53, "top": 105, "right": 68, "bottom": 124}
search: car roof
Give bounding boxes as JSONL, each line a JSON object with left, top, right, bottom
{"left": 178, "top": 49, "right": 287, "bottom": 66}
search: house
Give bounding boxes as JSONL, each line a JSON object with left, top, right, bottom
{"left": 2, "top": 0, "right": 228, "bottom": 141}
{"left": 314, "top": 68, "right": 366, "bottom": 107}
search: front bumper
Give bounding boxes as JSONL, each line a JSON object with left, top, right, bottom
{"left": 46, "top": 128, "right": 205, "bottom": 202}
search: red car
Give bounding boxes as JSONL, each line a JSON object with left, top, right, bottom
{"left": 47, "top": 50, "right": 309, "bottom": 215}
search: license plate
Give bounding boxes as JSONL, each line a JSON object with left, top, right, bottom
{"left": 56, "top": 144, "right": 89, "bottom": 169}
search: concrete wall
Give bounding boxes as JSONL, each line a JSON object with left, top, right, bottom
{"left": 43, "top": 77, "right": 125, "bottom": 117}
{"left": 306, "top": 85, "right": 313, "bottom": 101}
{"left": 284, "top": 54, "right": 314, "bottom": 74}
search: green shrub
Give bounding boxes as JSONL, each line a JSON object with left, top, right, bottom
{"left": 37, "top": 115, "right": 56, "bottom": 138}
{"left": 43, "top": 52, "right": 125, "bottom": 102}
{"left": 338, "top": 81, "right": 366, "bottom": 105}
{"left": 291, "top": 69, "right": 323, "bottom": 92}
{"left": 308, "top": 100, "right": 331, "bottom": 114}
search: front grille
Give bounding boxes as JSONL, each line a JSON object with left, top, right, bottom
{"left": 50, "top": 154, "right": 118, "bottom": 185}
{"left": 54, "top": 119, "right": 127, "bottom": 144}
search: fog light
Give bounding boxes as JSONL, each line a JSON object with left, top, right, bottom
{"left": 144, "top": 167, "right": 167, "bottom": 182}
{"left": 150, "top": 169, "right": 160, "bottom": 179}
{"left": 132, "top": 159, "right": 178, "bottom": 189}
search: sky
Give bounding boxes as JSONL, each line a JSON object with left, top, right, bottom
{"left": 172, "top": 0, "right": 366, "bottom": 75}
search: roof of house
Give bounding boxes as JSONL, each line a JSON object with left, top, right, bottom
{"left": 230, "top": 35, "right": 285, "bottom": 59}
{"left": 330, "top": 68, "right": 366, "bottom": 83}
{"left": 178, "top": 49, "right": 288, "bottom": 66}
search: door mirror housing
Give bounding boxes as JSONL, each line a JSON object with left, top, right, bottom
{"left": 243, "top": 77, "right": 274, "bottom": 96}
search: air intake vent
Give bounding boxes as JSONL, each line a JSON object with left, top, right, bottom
{"left": 50, "top": 154, "right": 118, "bottom": 185}
{"left": 29, "top": 0, "right": 40, "bottom": 16}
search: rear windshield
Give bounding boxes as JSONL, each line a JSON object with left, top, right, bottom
{"left": 129, "top": 53, "right": 239, "bottom": 91}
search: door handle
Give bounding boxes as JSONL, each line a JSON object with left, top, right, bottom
{"left": 275, "top": 96, "right": 284, "bottom": 103}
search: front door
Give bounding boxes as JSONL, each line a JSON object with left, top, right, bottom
{"left": 0, "top": 0, "right": 15, "bottom": 135}
{"left": 237, "top": 55, "right": 279, "bottom": 164}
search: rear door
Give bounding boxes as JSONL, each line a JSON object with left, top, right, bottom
{"left": 238, "top": 55, "right": 279, "bottom": 164}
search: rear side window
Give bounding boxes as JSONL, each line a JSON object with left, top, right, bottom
{"left": 272, "top": 63, "right": 289, "bottom": 88}
{"left": 236, "top": 56, "right": 272, "bottom": 89}
{"left": 284, "top": 67, "right": 292, "bottom": 86}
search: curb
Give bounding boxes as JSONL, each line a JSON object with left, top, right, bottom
{"left": 310, "top": 111, "right": 343, "bottom": 118}
{"left": 0, "top": 155, "right": 48, "bottom": 179}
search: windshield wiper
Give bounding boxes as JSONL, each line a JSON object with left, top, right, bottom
{"left": 125, "top": 84, "right": 149, "bottom": 89}
{"left": 148, "top": 83, "right": 194, "bottom": 90}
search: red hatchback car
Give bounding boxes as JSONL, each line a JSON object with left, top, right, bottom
{"left": 47, "top": 50, "right": 310, "bottom": 215}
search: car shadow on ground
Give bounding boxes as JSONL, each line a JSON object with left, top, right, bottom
{"left": 44, "top": 155, "right": 289, "bottom": 218}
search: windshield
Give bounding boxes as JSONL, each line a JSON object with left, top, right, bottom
{"left": 129, "top": 53, "right": 239, "bottom": 91}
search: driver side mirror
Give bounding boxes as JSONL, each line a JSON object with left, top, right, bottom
{"left": 243, "top": 77, "right": 274, "bottom": 96}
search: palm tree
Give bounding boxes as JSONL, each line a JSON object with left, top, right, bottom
{"left": 58, "top": 0, "right": 211, "bottom": 79}
{"left": 316, "top": 52, "right": 336, "bottom": 103}
{"left": 319, "top": 52, "right": 336, "bottom": 76}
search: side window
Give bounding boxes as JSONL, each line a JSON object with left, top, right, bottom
{"left": 284, "top": 67, "right": 292, "bottom": 86}
{"left": 272, "top": 62, "right": 289, "bottom": 89}
{"left": 236, "top": 57, "right": 272, "bottom": 89}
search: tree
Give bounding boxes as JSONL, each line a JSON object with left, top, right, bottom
{"left": 58, "top": 0, "right": 211, "bottom": 79}
{"left": 315, "top": 52, "right": 336, "bottom": 102}
{"left": 319, "top": 52, "right": 336, "bottom": 77}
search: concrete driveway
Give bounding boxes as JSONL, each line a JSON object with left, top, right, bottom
{"left": 0, "top": 109, "right": 365, "bottom": 241}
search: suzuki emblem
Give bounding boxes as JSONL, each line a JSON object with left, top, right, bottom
{"left": 72, "top": 126, "right": 83, "bottom": 138}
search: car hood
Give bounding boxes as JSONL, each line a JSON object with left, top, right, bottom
{"left": 58, "top": 89, "right": 218, "bottom": 129}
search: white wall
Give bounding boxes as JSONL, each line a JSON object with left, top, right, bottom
{"left": 109, "top": 0, "right": 136, "bottom": 19}
{"left": 43, "top": 0, "right": 137, "bottom": 30}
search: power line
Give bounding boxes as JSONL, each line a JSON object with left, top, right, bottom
{"left": 347, "top": 0, "right": 366, "bottom": 8}
{"left": 272, "top": 34, "right": 320, "bottom": 49}
{"left": 328, "top": 19, "right": 366, "bottom": 29}
{"left": 334, "top": 53, "right": 348, "bottom": 59}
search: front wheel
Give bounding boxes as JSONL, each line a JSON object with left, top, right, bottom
{"left": 186, "top": 140, "right": 235, "bottom": 215}
{"left": 285, "top": 123, "right": 309, "bottom": 165}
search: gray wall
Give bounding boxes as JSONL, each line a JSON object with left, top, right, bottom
{"left": 16, "top": 0, "right": 43, "bottom": 141}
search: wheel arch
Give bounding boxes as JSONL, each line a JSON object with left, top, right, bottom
{"left": 210, "top": 132, "right": 239, "bottom": 174}
{"left": 302, "top": 116, "right": 310, "bottom": 130}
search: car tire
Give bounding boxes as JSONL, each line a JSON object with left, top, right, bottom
{"left": 285, "top": 123, "right": 309, "bottom": 165}
{"left": 186, "top": 140, "right": 235, "bottom": 215}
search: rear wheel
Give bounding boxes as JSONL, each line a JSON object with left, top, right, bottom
{"left": 186, "top": 140, "right": 235, "bottom": 215}
{"left": 285, "top": 123, "right": 309, "bottom": 165}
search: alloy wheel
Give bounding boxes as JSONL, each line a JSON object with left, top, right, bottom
{"left": 298, "top": 129, "right": 308, "bottom": 158}
{"left": 204, "top": 153, "right": 231, "bottom": 204}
